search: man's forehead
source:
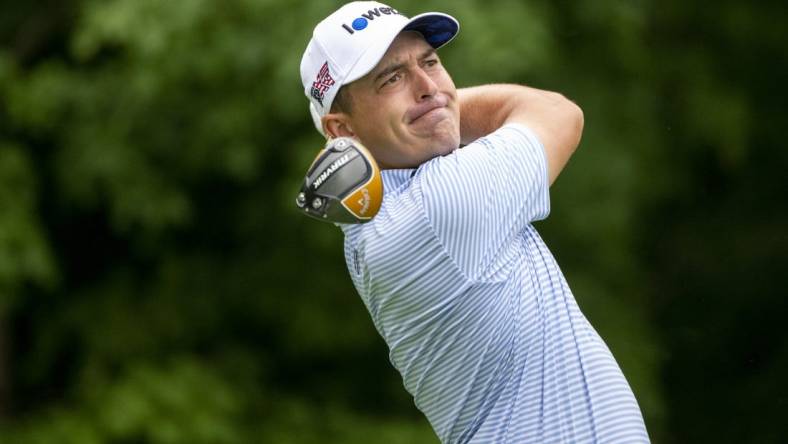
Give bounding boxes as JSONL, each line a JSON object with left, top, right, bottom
{"left": 383, "top": 31, "right": 432, "bottom": 57}
{"left": 366, "top": 33, "right": 434, "bottom": 78}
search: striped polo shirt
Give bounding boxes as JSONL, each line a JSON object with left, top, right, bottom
{"left": 340, "top": 124, "right": 650, "bottom": 443}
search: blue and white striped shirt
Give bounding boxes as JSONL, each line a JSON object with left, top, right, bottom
{"left": 340, "top": 124, "right": 649, "bottom": 443}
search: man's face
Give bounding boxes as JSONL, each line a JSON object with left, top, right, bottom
{"left": 334, "top": 31, "right": 460, "bottom": 169}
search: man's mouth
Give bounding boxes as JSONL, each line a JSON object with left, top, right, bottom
{"left": 406, "top": 96, "right": 449, "bottom": 124}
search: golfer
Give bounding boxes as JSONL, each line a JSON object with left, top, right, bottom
{"left": 300, "top": 2, "right": 650, "bottom": 443}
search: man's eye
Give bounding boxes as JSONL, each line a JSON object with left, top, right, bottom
{"left": 385, "top": 73, "right": 401, "bottom": 85}
{"left": 425, "top": 59, "right": 439, "bottom": 67}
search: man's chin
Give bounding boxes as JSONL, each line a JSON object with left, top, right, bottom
{"left": 414, "top": 119, "right": 459, "bottom": 148}
{"left": 429, "top": 130, "right": 461, "bottom": 157}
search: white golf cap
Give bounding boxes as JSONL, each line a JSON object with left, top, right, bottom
{"left": 300, "top": 1, "right": 459, "bottom": 136}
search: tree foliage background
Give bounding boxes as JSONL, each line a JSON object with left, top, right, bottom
{"left": 0, "top": 0, "right": 785, "bottom": 442}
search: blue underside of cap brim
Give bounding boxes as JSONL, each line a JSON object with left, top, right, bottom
{"left": 404, "top": 15, "right": 459, "bottom": 49}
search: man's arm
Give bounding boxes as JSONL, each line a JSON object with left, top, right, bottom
{"left": 458, "top": 84, "right": 584, "bottom": 186}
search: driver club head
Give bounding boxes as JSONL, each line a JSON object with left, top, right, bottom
{"left": 296, "top": 137, "right": 383, "bottom": 224}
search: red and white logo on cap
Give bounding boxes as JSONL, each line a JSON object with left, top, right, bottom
{"left": 310, "top": 62, "right": 336, "bottom": 107}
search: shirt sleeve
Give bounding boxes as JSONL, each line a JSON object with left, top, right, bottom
{"left": 417, "top": 123, "right": 550, "bottom": 279}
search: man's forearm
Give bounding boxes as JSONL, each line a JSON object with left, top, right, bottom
{"left": 457, "top": 83, "right": 584, "bottom": 185}
{"left": 458, "top": 84, "right": 561, "bottom": 143}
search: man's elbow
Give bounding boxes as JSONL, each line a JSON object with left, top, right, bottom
{"left": 568, "top": 99, "right": 584, "bottom": 153}
{"left": 544, "top": 90, "right": 584, "bottom": 150}
{"left": 551, "top": 93, "right": 583, "bottom": 155}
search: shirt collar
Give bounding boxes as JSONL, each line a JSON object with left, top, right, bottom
{"left": 380, "top": 168, "right": 415, "bottom": 195}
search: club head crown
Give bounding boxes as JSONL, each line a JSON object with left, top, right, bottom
{"left": 296, "top": 137, "right": 382, "bottom": 224}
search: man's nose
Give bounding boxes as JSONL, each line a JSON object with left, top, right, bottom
{"left": 413, "top": 67, "right": 438, "bottom": 101}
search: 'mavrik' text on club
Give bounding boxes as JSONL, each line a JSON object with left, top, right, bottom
{"left": 313, "top": 153, "right": 353, "bottom": 189}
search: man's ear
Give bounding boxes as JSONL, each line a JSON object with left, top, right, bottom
{"left": 322, "top": 113, "right": 355, "bottom": 139}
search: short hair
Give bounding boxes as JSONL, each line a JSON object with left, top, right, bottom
{"left": 330, "top": 85, "right": 353, "bottom": 115}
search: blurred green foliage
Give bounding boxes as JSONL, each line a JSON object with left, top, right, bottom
{"left": 0, "top": 0, "right": 785, "bottom": 442}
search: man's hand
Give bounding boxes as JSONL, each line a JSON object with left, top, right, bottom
{"left": 458, "top": 84, "right": 584, "bottom": 186}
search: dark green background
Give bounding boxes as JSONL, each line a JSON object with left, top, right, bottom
{"left": 0, "top": 0, "right": 785, "bottom": 442}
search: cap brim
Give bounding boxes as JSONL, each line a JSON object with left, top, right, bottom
{"left": 404, "top": 13, "right": 459, "bottom": 48}
{"left": 344, "top": 12, "right": 459, "bottom": 85}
